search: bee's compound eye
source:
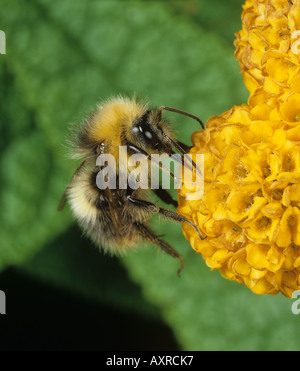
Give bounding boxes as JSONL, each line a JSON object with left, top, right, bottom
{"left": 144, "top": 130, "right": 153, "bottom": 140}
{"left": 132, "top": 123, "right": 160, "bottom": 149}
{"left": 138, "top": 125, "right": 153, "bottom": 140}
{"left": 132, "top": 125, "right": 152, "bottom": 140}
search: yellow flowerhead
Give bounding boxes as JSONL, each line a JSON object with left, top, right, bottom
{"left": 178, "top": 0, "right": 300, "bottom": 297}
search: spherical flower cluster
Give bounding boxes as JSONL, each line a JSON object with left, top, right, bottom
{"left": 178, "top": 0, "right": 300, "bottom": 297}
{"left": 235, "top": 0, "right": 300, "bottom": 120}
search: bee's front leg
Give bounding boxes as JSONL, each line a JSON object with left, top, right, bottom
{"left": 127, "top": 197, "right": 205, "bottom": 240}
{"left": 152, "top": 188, "right": 178, "bottom": 208}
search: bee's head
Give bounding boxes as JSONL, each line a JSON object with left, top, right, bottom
{"left": 129, "top": 109, "right": 175, "bottom": 156}
{"left": 73, "top": 97, "right": 203, "bottom": 168}
{"left": 128, "top": 104, "right": 204, "bottom": 176}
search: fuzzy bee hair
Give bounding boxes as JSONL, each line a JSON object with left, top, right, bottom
{"left": 58, "top": 96, "right": 204, "bottom": 274}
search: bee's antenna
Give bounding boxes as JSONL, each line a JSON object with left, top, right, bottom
{"left": 159, "top": 106, "right": 205, "bottom": 130}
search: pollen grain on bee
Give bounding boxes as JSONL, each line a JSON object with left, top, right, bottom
{"left": 95, "top": 145, "right": 204, "bottom": 199}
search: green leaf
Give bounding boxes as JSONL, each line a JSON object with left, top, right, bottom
{"left": 169, "top": 0, "right": 245, "bottom": 47}
{"left": 0, "top": 60, "right": 71, "bottom": 269}
{"left": 22, "top": 225, "right": 160, "bottom": 319}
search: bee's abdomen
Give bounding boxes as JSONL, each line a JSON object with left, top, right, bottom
{"left": 68, "top": 169, "right": 135, "bottom": 254}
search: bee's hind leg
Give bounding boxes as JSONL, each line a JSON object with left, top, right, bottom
{"left": 134, "top": 222, "right": 184, "bottom": 276}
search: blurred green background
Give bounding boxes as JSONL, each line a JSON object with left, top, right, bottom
{"left": 1, "top": 0, "right": 299, "bottom": 351}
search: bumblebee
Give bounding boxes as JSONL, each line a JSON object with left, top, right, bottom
{"left": 58, "top": 97, "right": 204, "bottom": 274}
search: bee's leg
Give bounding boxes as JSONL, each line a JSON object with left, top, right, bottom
{"left": 157, "top": 207, "right": 202, "bottom": 236}
{"left": 176, "top": 141, "right": 191, "bottom": 152}
{"left": 153, "top": 188, "right": 178, "bottom": 208}
{"left": 159, "top": 207, "right": 205, "bottom": 240}
{"left": 134, "top": 222, "right": 184, "bottom": 276}
{"left": 128, "top": 197, "right": 205, "bottom": 240}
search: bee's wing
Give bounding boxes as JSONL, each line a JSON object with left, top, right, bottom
{"left": 57, "top": 159, "right": 87, "bottom": 211}
{"left": 57, "top": 190, "right": 68, "bottom": 212}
